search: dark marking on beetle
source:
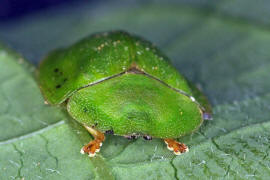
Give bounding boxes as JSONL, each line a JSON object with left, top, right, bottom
{"left": 127, "top": 64, "right": 144, "bottom": 74}
{"left": 54, "top": 68, "right": 59, "bottom": 73}
{"left": 91, "top": 123, "right": 98, "bottom": 128}
{"left": 105, "top": 129, "right": 114, "bottom": 135}
{"left": 83, "top": 107, "right": 88, "bottom": 113}
{"left": 143, "top": 135, "right": 152, "bottom": 140}
{"left": 55, "top": 84, "right": 61, "bottom": 89}
{"left": 63, "top": 78, "right": 68, "bottom": 82}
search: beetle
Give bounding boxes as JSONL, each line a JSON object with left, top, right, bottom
{"left": 38, "top": 31, "right": 212, "bottom": 157}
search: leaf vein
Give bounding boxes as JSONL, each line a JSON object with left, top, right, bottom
{"left": 40, "top": 134, "right": 59, "bottom": 169}
{"left": 12, "top": 143, "right": 23, "bottom": 179}
{"left": 0, "top": 120, "right": 65, "bottom": 145}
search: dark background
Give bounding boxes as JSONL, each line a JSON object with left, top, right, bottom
{"left": 0, "top": 0, "right": 94, "bottom": 21}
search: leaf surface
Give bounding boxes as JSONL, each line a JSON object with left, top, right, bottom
{"left": 0, "top": 1, "right": 270, "bottom": 179}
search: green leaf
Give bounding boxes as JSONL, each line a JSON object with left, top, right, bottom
{"left": 0, "top": 1, "right": 270, "bottom": 179}
{"left": 0, "top": 45, "right": 113, "bottom": 180}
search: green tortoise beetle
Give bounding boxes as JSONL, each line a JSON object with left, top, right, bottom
{"left": 38, "top": 31, "right": 212, "bottom": 157}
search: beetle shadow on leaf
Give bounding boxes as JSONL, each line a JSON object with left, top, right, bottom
{"left": 62, "top": 109, "right": 92, "bottom": 144}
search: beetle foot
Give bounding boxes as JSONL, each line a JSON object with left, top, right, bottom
{"left": 80, "top": 140, "right": 103, "bottom": 157}
{"left": 164, "top": 139, "right": 189, "bottom": 155}
{"left": 81, "top": 125, "right": 105, "bottom": 157}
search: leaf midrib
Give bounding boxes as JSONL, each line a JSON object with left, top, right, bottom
{"left": 0, "top": 120, "right": 65, "bottom": 145}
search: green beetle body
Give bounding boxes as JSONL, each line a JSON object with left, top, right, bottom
{"left": 38, "top": 31, "right": 211, "bottom": 140}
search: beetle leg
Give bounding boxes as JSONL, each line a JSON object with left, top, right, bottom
{"left": 143, "top": 135, "right": 152, "bottom": 140}
{"left": 164, "top": 139, "right": 189, "bottom": 155}
{"left": 80, "top": 125, "right": 105, "bottom": 157}
{"left": 124, "top": 135, "right": 138, "bottom": 140}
